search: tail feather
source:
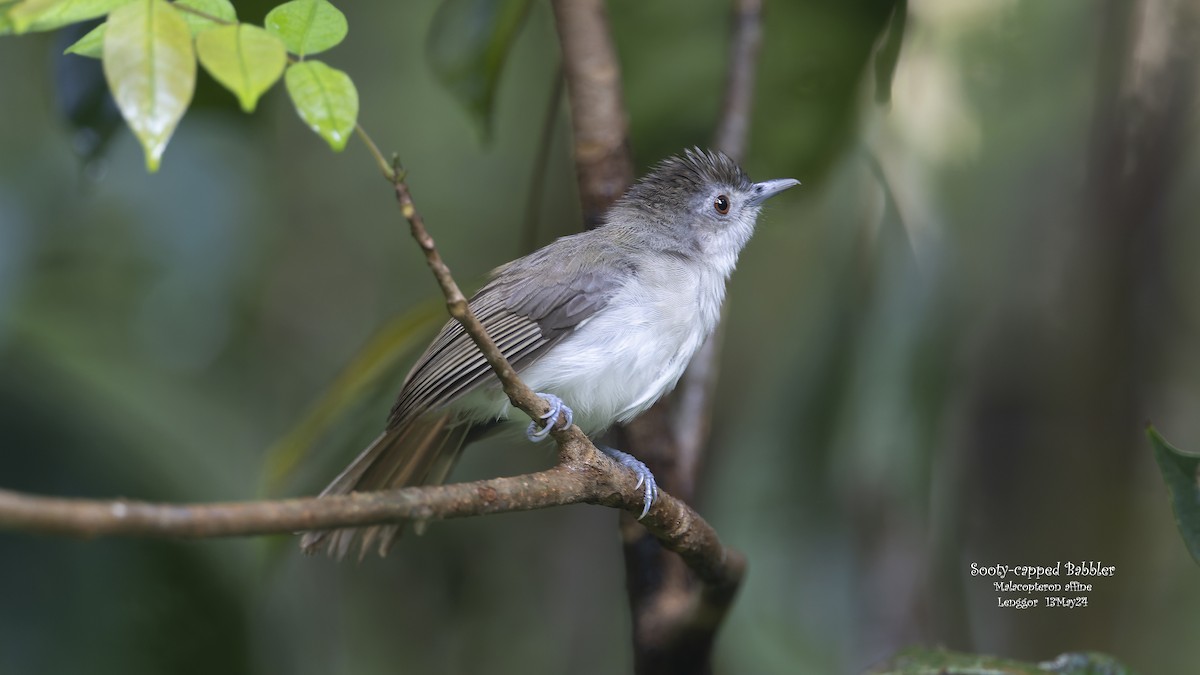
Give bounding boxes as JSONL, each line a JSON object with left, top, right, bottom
{"left": 300, "top": 412, "right": 473, "bottom": 559}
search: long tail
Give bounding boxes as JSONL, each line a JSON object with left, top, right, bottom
{"left": 299, "top": 412, "right": 473, "bottom": 560}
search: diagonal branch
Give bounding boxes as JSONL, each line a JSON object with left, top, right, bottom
{"left": 391, "top": 166, "right": 553, "bottom": 427}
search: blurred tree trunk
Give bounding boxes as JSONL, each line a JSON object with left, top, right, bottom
{"left": 951, "top": 0, "right": 1197, "bottom": 658}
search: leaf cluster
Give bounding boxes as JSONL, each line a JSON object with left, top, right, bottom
{"left": 2, "top": 0, "right": 358, "bottom": 170}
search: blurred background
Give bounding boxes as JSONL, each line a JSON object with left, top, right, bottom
{"left": 2, "top": 0, "right": 1199, "bottom": 673}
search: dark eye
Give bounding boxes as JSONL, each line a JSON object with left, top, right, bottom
{"left": 713, "top": 195, "right": 730, "bottom": 215}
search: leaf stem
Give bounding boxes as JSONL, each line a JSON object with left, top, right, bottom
{"left": 171, "top": 1, "right": 234, "bottom": 27}
{"left": 354, "top": 123, "right": 394, "bottom": 182}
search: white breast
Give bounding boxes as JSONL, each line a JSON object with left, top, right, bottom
{"left": 483, "top": 257, "right": 728, "bottom": 434}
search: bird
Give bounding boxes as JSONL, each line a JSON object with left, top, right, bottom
{"left": 301, "top": 148, "right": 799, "bottom": 559}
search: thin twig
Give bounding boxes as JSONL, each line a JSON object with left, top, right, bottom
{"left": 355, "top": 124, "right": 394, "bottom": 182}
{"left": 389, "top": 159, "right": 552, "bottom": 426}
{"left": 171, "top": 2, "right": 234, "bottom": 26}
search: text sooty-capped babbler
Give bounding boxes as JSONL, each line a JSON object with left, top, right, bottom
{"left": 301, "top": 148, "right": 799, "bottom": 559}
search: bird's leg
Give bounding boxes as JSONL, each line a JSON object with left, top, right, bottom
{"left": 597, "top": 445, "right": 659, "bottom": 519}
{"left": 524, "top": 395, "right": 657, "bottom": 518}
{"left": 526, "top": 393, "right": 574, "bottom": 442}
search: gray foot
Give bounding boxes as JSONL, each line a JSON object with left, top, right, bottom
{"left": 526, "top": 392, "right": 573, "bottom": 442}
{"left": 599, "top": 446, "right": 658, "bottom": 519}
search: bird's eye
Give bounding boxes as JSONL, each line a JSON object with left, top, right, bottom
{"left": 713, "top": 195, "right": 730, "bottom": 215}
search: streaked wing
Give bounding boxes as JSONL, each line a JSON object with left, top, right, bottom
{"left": 387, "top": 236, "right": 633, "bottom": 427}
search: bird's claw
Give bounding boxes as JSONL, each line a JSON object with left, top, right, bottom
{"left": 526, "top": 393, "right": 573, "bottom": 442}
{"left": 599, "top": 446, "right": 658, "bottom": 519}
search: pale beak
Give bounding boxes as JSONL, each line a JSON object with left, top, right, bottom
{"left": 747, "top": 178, "right": 801, "bottom": 206}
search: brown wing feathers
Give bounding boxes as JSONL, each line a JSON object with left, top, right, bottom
{"left": 303, "top": 237, "right": 632, "bottom": 558}
{"left": 300, "top": 412, "right": 475, "bottom": 559}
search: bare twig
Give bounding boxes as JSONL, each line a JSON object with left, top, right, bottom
{"left": 390, "top": 161, "right": 552, "bottom": 426}
{"left": 355, "top": 123, "right": 395, "bottom": 182}
{"left": 549, "top": 0, "right": 634, "bottom": 229}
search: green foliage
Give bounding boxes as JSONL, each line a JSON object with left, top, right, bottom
{"left": 174, "top": 0, "right": 234, "bottom": 34}
{"left": 8, "top": 0, "right": 355, "bottom": 168}
{"left": 102, "top": 0, "right": 195, "bottom": 172}
{"left": 426, "top": 0, "right": 532, "bottom": 139}
{"left": 62, "top": 0, "right": 234, "bottom": 58}
{"left": 0, "top": 1, "right": 14, "bottom": 33}
{"left": 196, "top": 24, "right": 286, "bottom": 112}
{"left": 284, "top": 59, "right": 357, "bottom": 151}
{"left": 870, "top": 648, "right": 1134, "bottom": 675}
{"left": 7, "top": 0, "right": 127, "bottom": 33}
{"left": 1148, "top": 426, "right": 1200, "bottom": 566}
{"left": 264, "top": 0, "right": 346, "bottom": 57}
{"left": 63, "top": 19, "right": 104, "bottom": 56}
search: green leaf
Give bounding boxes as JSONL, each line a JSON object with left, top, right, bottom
{"left": 284, "top": 59, "right": 357, "bottom": 151}
{"left": 1148, "top": 426, "right": 1200, "bottom": 566}
{"left": 426, "top": 0, "right": 532, "bottom": 139}
{"left": 103, "top": 0, "right": 195, "bottom": 172}
{"left": 63, "top": 20, "right": 105, "bottom": 57}
{"left": 8, "top": 0, "right": 130, "bottom": 33}
{"left": 196, "top": 24, "right": 286, "bottom": 112}
{"left": 264, "top": 0, "right": 346, "bottom": 57}
{"left": 174, "top": 0, "right": 234, "bottom": 35}
{"left": 0, "top": 2, "right": 16, "bottom": 34}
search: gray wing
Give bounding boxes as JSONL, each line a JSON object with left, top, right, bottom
{"left": 387, "top": 234, "right": 634, "bottom": 426}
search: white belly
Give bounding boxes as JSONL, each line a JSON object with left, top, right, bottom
{"left": 472, "top": 260, "right": 726, "bottom": 434}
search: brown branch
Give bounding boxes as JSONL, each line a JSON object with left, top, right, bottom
{"left": 0, "top": 439, "right": 743, "bottom": 590}
{"left": 390, "top": 166, "right": 551, "bottom": 426}
{"left": 549, "top": 0, "right": 634, "bottom": 228}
